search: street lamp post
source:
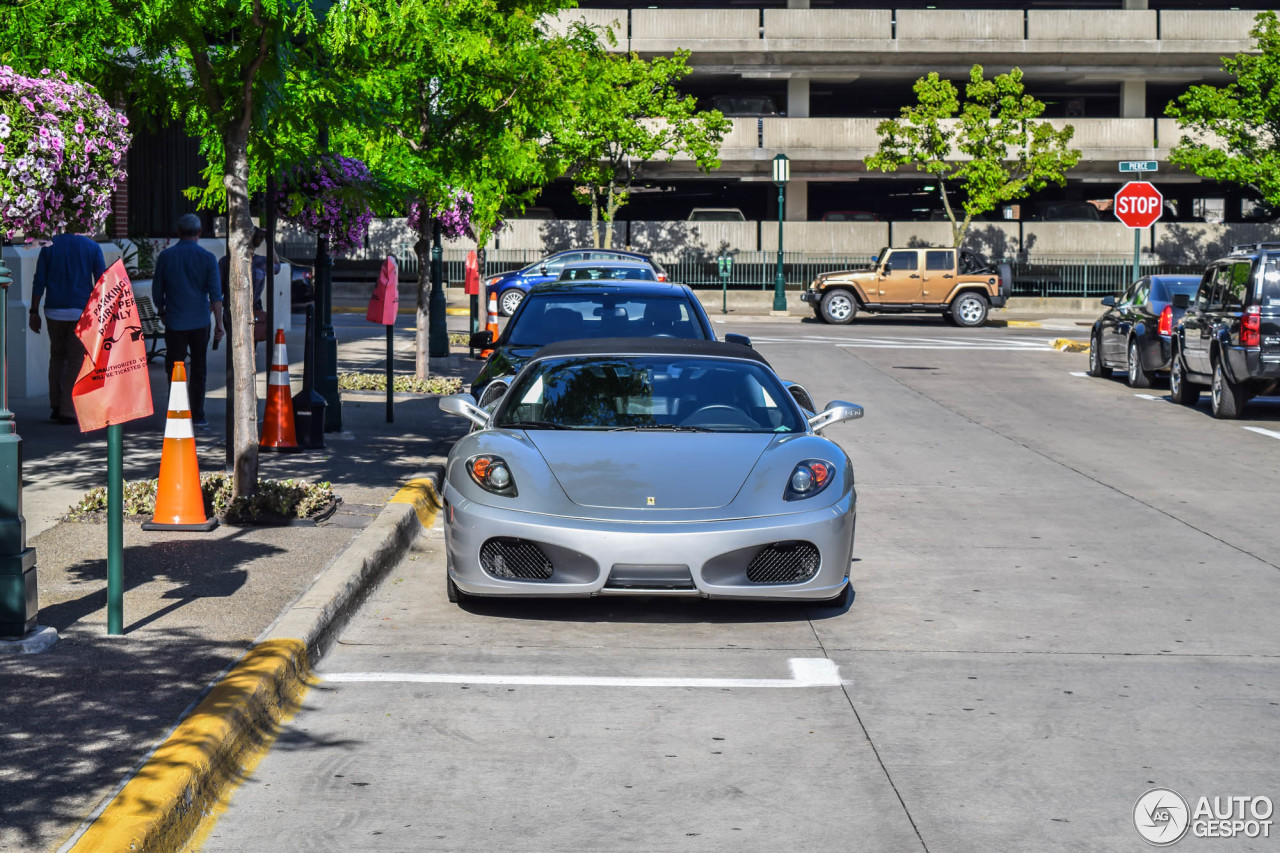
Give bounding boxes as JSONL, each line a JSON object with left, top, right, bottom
{"left": 0, "top": 251, "right": 38, "bottom": 640}
{"left": 772, "top": 153, "right": 790, "bottom": 314}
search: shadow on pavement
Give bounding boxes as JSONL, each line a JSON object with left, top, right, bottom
{"left": 454, "top": 588, "right": 856, "bottom": 623}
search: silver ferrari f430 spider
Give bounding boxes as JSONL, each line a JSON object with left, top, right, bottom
{"left": 438, "top": 338, "right": 863, "bottom": 605}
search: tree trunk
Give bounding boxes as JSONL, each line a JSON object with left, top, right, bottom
{"left": 223, "top": 127, "right": 258, "bottom": 498}
{"left": 589, "top": 190, "right": 600, "bottom": 249}
{"left": 414, "top": 211, "right": 432, "bottom": 380}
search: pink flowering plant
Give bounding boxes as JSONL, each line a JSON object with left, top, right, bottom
{"left": 0, "top": 65, "right": 130, "bottom": 243}
{"left": 274, "top": 154, "right": 379, "bottom": 255}
{"left": 408, "top": 189, "right": 476, "bottom": 240}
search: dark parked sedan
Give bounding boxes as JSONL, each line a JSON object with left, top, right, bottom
{"left": 1089, "top": 274, "right": 1201, "bottom": 388}
{"left": 469, "top": 280, "right": 747, "bottom": 406}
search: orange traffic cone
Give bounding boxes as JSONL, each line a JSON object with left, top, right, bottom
{"left": 142, "top": 363, "right": 218, "bottom": 532}
{"left": 480, "top": 291, "right": 499, "bottom": 358}
{"left": 260, "top": 329, "right": 300, "bottom": 452}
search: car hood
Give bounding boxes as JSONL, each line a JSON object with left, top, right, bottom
{"left": 527, "top": 431, "right": 774, "bottom": 509}
{"left": 818, "top": 270, "right": 874, "bottom": 286}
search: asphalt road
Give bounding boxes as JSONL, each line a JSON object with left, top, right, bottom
{"left": 199, "top": 315, "right": 1280, "bottom": 852}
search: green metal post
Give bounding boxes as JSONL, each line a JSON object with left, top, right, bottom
{"left": 385, "top": 324, "right": 394, "bottom": 424}
{"left": 0, "top": 254, "right": 39, "bottom": 639}
{"left": 107, "top": 424, "right": 123, "bottom": 635}
{"left": 1133, "top": 228, "right": 1142, "bottom": 285}
{"left": 773, "top": 183, "right": 787, "bottom": 313}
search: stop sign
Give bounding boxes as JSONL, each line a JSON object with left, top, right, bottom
{"left": 1114, "top": 181, "right": 1163, "bottom": 228}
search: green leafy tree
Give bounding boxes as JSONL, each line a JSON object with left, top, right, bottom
{"left": 1, "top": 0, "right": 326, "bottom": 499}
{"left": 325, "top": 0, "right": 598, "bottom": 377}
{"left": 1167, "top": 11, "right": 1280, "bottom": 208}
{"left": 866, "top": 65, "right": 1081, "bottom": 248}
{"left": 558, "top": 50, "right": 729, "bottom": 249}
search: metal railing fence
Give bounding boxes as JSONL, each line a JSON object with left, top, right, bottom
{"left": 281, "top": 240, "right": 1206, "bottom": 299}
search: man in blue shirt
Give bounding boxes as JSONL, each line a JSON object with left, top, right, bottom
{"left": 29, "top": 233, "right": 107, "bottom": 424}
{"left": 152, "top": 213, "right": 224, "bottom": 428}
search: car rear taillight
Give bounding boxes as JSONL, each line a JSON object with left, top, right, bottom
{"left": 1158, "top": 304, "right": 1173, "bottom": 337}
{"left": 1243, "top": 304, "right": 1262, "bottom": 347}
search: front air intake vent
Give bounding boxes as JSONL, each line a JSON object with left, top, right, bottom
{"left": 480, "top": 538, "right": 553, "bottom": 580}
{"left": 746, "top": 541, "right": 820, "bottom": 584}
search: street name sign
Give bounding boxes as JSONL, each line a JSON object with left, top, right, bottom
{"left": 1119, "top": 161, "right": 1159, "bottom": 173}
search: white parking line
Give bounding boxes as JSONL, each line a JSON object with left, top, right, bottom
{"left": 1070, "top": 371, "right": 1090, "bottom": 377}
{"left": 1133, "top": 393, "right": 1166, "bottom": 401}
{"left": 1243, "top": 426, "right": 1280, "bottom": 441}
{"left": 324, "top": 657, "right": 842, "bottom": 689}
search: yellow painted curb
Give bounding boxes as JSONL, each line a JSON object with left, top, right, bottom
{"left": 389, "top": 477, "right": 443, "bottom": 528}
{"left": 1007, "top": 320, "right": 1043, "bottom": 328}
{"left": 445, "top": 307, "right": 471, "bottom": 316}
{"left": 1053, "top": 338, "right": 1090, "bottom": 352}
{"left": 70, "top": 639, "right": 310, "bottom": 853}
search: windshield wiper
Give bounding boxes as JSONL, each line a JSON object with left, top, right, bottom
{"left": 610, "top": 424, "right": 712, "bottom": 432}
{"left": 501, "top": 420, "right": 571, "bottom": 430}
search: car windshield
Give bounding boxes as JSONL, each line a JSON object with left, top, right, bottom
{"left": 506, "top": 296, "right": 706, "bottom": 347}
{"left": 557, "top": 266, "right": 655, "bottom": 282}
{"left": 1151, "top": 278, "right": 1200, "bottom": 302}
{"left": 495, "top": 355, "right": 805, "bottom": 433}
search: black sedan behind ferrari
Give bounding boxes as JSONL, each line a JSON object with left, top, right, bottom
{"left": 1089, "top": 274, "right": 1201, "bottom": 387}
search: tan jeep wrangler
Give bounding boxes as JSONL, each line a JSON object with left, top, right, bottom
{"left": 800, "top": 247, "right": 1011, "bottom": 327}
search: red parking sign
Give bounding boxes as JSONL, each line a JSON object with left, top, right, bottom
{"left": 1114, "top": 181, "right": 1163, "bottom": 229}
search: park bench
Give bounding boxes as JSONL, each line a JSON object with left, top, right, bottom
{"left": 135, "top": 295, "right": 166, "bottom": 363}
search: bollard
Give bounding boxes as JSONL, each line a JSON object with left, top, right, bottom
{"left": 293, "top": 303, "right": 327, "bottom": 448}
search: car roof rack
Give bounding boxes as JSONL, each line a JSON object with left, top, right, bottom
{"left": 1228, "top": 242, "right": 1280, "bottom": 255}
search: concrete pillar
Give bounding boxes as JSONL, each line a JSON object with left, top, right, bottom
{"left": 787, "top": 78, "right": 810, "bottom": 118}
{"left": 1122, "top": 0, "right": 1147, "bottom": 8}
{"left": 1122, "top": 79, "right": 1146, "bottom": 119}
{"left": 786, "top": 179, "right": 808, "bottom": 221}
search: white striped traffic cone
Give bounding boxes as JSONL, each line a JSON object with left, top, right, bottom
{"left": 142, "top": 362, "right": 218, "bottom": 531}
{"left": 260, "top": 328, "right": 300, "bottom": 452}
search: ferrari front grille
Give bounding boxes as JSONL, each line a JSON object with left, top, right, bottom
{"left": 480, "top": 538, "right": 553, "bottom": 580}
{"left": 746, "top": 541, "right": 820, "bottom": 584}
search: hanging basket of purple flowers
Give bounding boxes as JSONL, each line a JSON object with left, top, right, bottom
{"left": 408, "top": 189, "right": 475, "bottom": 241}
{"left": 274, "top": 154, "right": 378, "bottom": 255}
{"left": 0, "top": 65, "right": 130, "bottom": 243}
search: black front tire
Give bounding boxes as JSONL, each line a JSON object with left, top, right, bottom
{"left": 1126, "top": 338, "right": 1152, "bottom": 389}
{"left": 1088, "top": 333, "right": 1112, "bottom": 378}
{"left": 820, "top": 289, "right": 858, "bottom": 325}
{"left": 819, "top": 581, "right": 853, "bottom": 609}
{"left": 1170, "top": 351, "right": 1201, "bottom": 405}
{"left": 446, "top": 574, "right": 467, "bottom": 604}
{"left": 1211, "top": 359, "right": 1246, "bottom": 419}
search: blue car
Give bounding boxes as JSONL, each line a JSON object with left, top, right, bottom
{"left": 486, "top": 249, "right": 668, "bottom": 316}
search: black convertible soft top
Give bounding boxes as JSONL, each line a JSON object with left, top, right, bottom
{"left": 532, "top": 337, "right": 771, "bottom": 366}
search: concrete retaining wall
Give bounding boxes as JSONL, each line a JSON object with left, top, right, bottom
{"left": 896, "top": 9, "right": 1023, "bottom": 41}
{"left": 762, "top": 9, "right": 889, "bottom": 40}
{"left": 1028, "top": 9, "right": 1156, "bottom": 40}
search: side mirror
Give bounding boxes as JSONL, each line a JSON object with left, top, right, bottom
{"left": 808, "top": 400, "right": 864, "bottom": 433}
{"left": 785, "top": 382, "right": 816, "bottom": 413}
{"left": 723, "top": 333, "right": 752, "bottom": 348}
{"left": 1101, "top": 295, "right": 1117, "bottom": 307}
{"left": 1172, "top": 293, "right": 1190, "bottom": 309}
{"left": 439, "top": 393, "right": 490, "bottom": 428}
{"left": 469, "top": 330, "right": 494, "bottom": 349}
{"left": 881, "top": 263, "right": 892, "bottom": 274}
{"left": 539, "top": 264, "right": 548, "bottom": 276}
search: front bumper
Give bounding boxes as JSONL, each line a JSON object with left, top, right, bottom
{"left": 800, "top": 290, "right": 819, "bottom": 304}
{"left": 443, "top": 485, "right": 856, "bottom": 601}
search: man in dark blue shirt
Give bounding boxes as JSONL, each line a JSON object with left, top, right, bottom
{"left": 152, "top": 213, "right": 224, "bottom": 428}
{"left": 29, "top": 233, "right": 107, "bottom": 424}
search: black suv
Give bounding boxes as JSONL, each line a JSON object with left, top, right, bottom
{"left": 1171, "top": 243, "right": 1280, "bottom": 417}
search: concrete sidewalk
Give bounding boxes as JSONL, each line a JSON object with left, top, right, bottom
{"left": 0, "top": 310, "right": 476, "bottom": 852}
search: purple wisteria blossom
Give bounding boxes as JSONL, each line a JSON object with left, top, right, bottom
{"left": 407, "top": 189, "right": 474, "bottom": 241}
{"left": 0, "top": 65, "right": 130, "bottom": 243}
{"left": 274, "top": 154, "right": 377, "bottom": 255}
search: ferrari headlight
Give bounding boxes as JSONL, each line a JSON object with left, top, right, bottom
{"left": 467, "top": 454, "right": 518, "bottom": 497}
{"left": 785, "top": 459, "right": 834, "bottom": 501}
